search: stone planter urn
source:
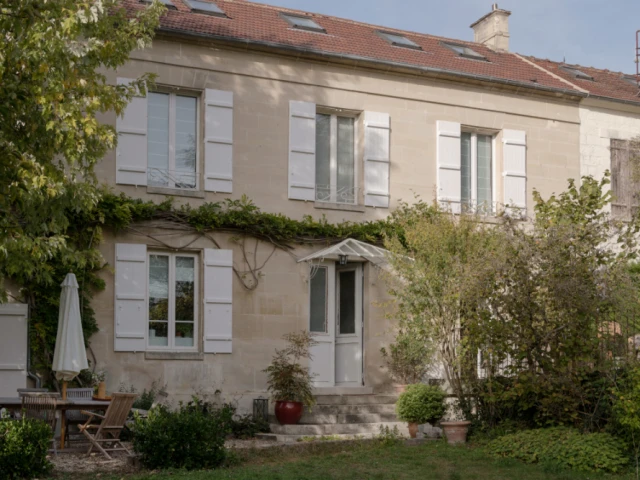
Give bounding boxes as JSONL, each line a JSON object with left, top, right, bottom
{"left": 407, "top": 422, "right": 419, "bottom": 439}
{"left": 441, "top": 421, "right": 471, "bottom": 444}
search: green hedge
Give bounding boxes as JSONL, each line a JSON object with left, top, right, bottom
{"left": 0, "top": 418, "right": 52, "bottom": 479}
{"left": 487, "top": 427, "right": 629, "bottom": 473}
{"left": 132, "top": 399, "right": 231, "bottom": 470}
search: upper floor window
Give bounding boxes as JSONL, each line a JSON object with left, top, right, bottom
{"left": 281, "top": 13, "right": 326, "bottom": 34}
{"left": 148, "top": 252, "right": 198, "bottom": 350}
{"left": 377, "top": 31, "right": 422, "bottom": 50}
{"left": 461, "top": 132, "right": 493, "bottom": 213}
{"left": 147, "top": 92, "right": 198, "bottom": 190}
{"left": 316, "top": 113, "right": 356, "bottom": 204}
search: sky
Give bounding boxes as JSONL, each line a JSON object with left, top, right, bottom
{"left": 260, "top": 0, "right": 640, "bottom": 74}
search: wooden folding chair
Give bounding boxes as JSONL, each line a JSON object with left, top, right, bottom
{"left": 22, "top": 394, "right": 58, "bottom": 455}
{"left": 78, "top": 392, "right": 137, "bottom": 459}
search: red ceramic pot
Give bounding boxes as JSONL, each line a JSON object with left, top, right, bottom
{"left": 408, "top": 422, "right": 419, "bottom": 438}
{"left": 274, "top": 400, "right": 303, "bottom": 425}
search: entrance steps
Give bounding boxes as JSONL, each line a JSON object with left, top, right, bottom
{"left": 257, "top": 393, "right": 406, "bottom": 443}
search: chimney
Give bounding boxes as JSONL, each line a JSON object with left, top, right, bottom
{"left": 470, "top": 3, "right": 511, "bottom": 52}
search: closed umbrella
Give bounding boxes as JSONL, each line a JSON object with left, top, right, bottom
{"left": 52, "top": 272, "right": 89, "bottom": 449}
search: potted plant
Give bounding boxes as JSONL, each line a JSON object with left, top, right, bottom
{"left": 395, "top": 384, "right": 446, "bottom": 438}
{"left": 91, "top": 370, "right": 107, "bottom": 399}
{"left": 263, "top": 331, "right": 317, "bottom": 425}
{"left": 381, "top": 330, "right": 433, "bottom": 393}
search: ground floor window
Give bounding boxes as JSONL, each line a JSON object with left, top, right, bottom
{"left": 148, "top": 252, "right": 198, "bottom": 349}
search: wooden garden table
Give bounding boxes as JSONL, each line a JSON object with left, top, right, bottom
{"left": 0, "top": 396, "right": 111, "bottom": 449}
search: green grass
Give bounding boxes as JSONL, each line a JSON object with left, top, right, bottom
{"left": 53, "top": 440, "right": 636, "bottom": 480}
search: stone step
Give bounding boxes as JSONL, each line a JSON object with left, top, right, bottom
{"left": 256, "top": 432, "right": 381, "bottom": 443}
{"left": 271, "top": 412, "right": 398, "bottom": 425}
{"left": 307, "top": 403, "right": 397, "bottom": 415}
{"left": 269, "top": 422, "right": 408, "bottom": 436}
{"left": 314, "top": 394, "right": 398, "bottom": 405}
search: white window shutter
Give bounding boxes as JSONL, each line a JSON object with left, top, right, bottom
{"left": 204, "top": 89, "right": 233, "bottom": 193}
{"left": 114, "top": 243, "right": 147, "bottom": 352}
{"left": 502, "top": 129, "right": 527, "bottom": 215}
{"left": 116, "top": 78, "right": 147, "bottom": 186}
{"left": 437, "top": 121, "right": 462, "bottom": 214}
{"left": 203, "top": 249, "right": 233, "bottom": 353}
{"left": 364, "top": 112, "right": 391, "bottom": 208}
{"left": 288, "top": 101, "right": 316, "bottom": 201}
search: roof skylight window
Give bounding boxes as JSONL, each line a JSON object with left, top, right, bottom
{"left": 442, "top": 42, "right": 486, "bottom": 61}
{"left": 140, "top": 0, "right": 176, "bottom": 9}
{"left": 622, "top": 74, "right": 639, "bottom": 86}
{"left": 559, "top": 65, "right": 594, "bottom": 81}
{"left": 281, "top": 14, "right": 326, "bottom": 33}
{"left": 378, "top": 31, "right": 422, "bottom": 50}
{"left": 184, "top": 0, "right": 226, "bottom": 17}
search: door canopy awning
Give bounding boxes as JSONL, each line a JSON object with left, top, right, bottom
{"left": 298, "top": 239, "right": 391, "bottom": 266}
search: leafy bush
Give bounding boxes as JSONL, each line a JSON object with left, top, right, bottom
{"left": 132, "top": 398, "right": 231, "bottom": 470}
{"left": 395, "top": 384, "right": 446, "bottom": 424}
{"left": 487, "top": 427, "right": 629, "bottom": 473}
{"left": 120, "top": 380, "right": 167, "bottom": 410}
{"left": 0, "top": 418, "right": 53, "bottom": 479}
{"left": 264, "top": 331, "right": 317, "bottom": 408}
{"left": 380, "top": 330, "right": 433, "bottom": 384}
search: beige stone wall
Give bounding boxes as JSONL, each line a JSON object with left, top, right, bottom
{"left": 91, "top": 38, "right": 582, "bottom": 407}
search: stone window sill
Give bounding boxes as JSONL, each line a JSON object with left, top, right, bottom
{"left": 145, "top": 351, "right": 204, "bottom": 361}
{"left": 314, "top": 201, "right": 366, "bottom": 213}
{"left": 147, "top": 186, "right": 205, "bottom": 199}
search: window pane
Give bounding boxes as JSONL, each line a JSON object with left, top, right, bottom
{"left": 309, "top": 267, "right": 327, "bottom": 333}
{"left": 175, "top": 322, "right": 194, "bottom": 347}
{"left": 477, "top": 135, "right": 492, "bottom": 211}
{"left": 149, "top": 255, "right": 169, "bottom": 320}
{"left": 147, "top": 93, "right": 170, "bottom": 187}
{"left": 149, "top": 321, "right": 168, "bottom": 347}
{"left": 316, "top": 114, "right": 331, "bottom": 201}
{"left": 175, "top": 95, "right": 197, "bottom": 189}
{"left": 337, "top": 117, "right": 355, "bottom": 204}
{"left": 461, "top": 132, "right": 472, "bottom": 207}
{"left": 175, "top": 257, "right": 195, "bottom": 323}
{"left": 338, "top": 270, "right": 356, "bottom": 335}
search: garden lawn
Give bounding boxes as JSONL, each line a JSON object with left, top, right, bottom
{"left": 54, "top": 440, "right": 635, "bottom": 480}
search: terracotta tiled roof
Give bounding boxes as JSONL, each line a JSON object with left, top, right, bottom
{"left": 122, "top": 0, "right": 640, "bottom": 104}
{"left": 122, "top": 0, "right": 579, "bottom": 94}
{"left": 525, "top": 57, "right": 640, "bottom": 105}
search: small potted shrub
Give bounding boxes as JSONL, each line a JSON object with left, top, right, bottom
{"left": 395, "top": 384, "right": 446, "bottom": 438}
{"left": 263, "top": 331, "right": 317, "bottom": 425}
{"left": 381, "top": 331, "right": 433, "bottom": 393}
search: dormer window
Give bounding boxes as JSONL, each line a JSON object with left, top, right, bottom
{"left": 559, "top": 65, "right": 594, "bottom": 81}
{"left": 442, "top": 42, "right": 487, "bottom": 61}
{"left": 140, "top": 0, "right": 176, "bottom": 9}
{"left": 281, "top": 13, "right": 326, "bottom": 34}
{"left": 184, "top": 0, "right": 226, "bottom": 17}
{"left": 622, "top": 75, "right": 639, "bottom": 86}
{"left": 377, "top": 31, "right": 422, "bottom": 50}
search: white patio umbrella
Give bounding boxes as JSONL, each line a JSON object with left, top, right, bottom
{"left": 52, "top": 272, "right": 89, "bottom": 396}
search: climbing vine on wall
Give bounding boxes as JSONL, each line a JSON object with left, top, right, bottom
{"left": 12, "top": 191, "right": 401, "bottom": 385}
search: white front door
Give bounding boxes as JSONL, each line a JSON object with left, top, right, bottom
{"left": 308, "top": 262, "right": 363, "bottom": 387}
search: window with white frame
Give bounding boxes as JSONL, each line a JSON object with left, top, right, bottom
{"left": 148, "top": 252, "right": 198, "bottom": 349}
{"left": 315, "top": 113, "right": 356, "bottom": 204}
{"left": 461, "top": 132, "right": 493, "bottom": 213}
{"left": 147, "top": 92, "right": 198, "bottom": 189}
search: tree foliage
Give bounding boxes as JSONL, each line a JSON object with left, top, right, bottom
{"left": 0, "top": 0, "right": 163, "bottom": 292}
{"left": 386, "top": 174, "right": 640, "bottom": 426}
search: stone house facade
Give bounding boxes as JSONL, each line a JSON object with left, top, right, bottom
{"left": 90, "top": 0, "right": 590, "bottom": 408}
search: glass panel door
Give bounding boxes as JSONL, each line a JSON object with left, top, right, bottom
{"left": 337, "top": 270, "right": 356, "bottom": 335}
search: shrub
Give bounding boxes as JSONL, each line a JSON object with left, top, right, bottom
{"left": 395, "top": 384, "right": 446, "bottom": 424}
{"left": 380, "top": 330, "right": 433, "bottom": 384}
{"left": 0, "top": 418, "right": 53, "bottom": 479}
{"left": 230, "top": 412, "right": 270, "bottom": 439}
{"left": 487, "top": 427, "right": 629, "bottom": 473}
{"left": 264, "top": 331, "right": 316, "bottom": 408}
{"left": 132, "top": 398, "right": 231, "bottom": 470}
